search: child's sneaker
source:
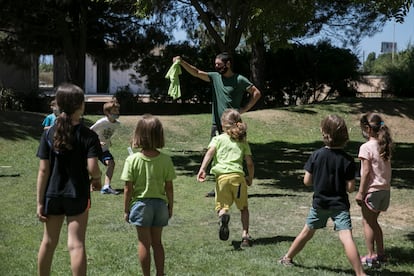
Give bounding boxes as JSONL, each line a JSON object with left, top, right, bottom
{"left": 101, "top": 186, "right": 120, "bottom": 195}
{"left": 361, "top": 255, "right": 380, "bottom": 268}
{"left": 278, "top": 256, "right": 294, "bottom": 266}
{"left": 218, "top": 213, "right": 230, "bottom": 241}
{"left": 240, "top": 236, "right": 253, "bottom": 247}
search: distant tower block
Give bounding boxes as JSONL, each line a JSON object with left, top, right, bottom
{"left": 381, "top": 42, "right": 397, "bottom": 54}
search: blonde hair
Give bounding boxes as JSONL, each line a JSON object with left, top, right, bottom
{"left": 320, "top": 114, "right": 349, "bottom": 147}
{"left": 221, "top": 109, "right": 247, "bottom": 142}
{"left": 132, "top": 114, "right": 165, "bottom": 149}
{"left": 360, "top": 113, "right": 393, "bottom": 160}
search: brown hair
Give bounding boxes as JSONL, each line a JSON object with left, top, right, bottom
{"left": 221, "top": 109, "right": 247, "bottom": 142}
{"left": 320, "top": 114, "right": 349, "bottom": 147}
{"left": 360, "top": 113, "right": 393, "bottom": 160}
{"left": 132, "top": 114, "right": 165, "bottom": 149}
{"left": 53, "top": 83, "right": 84, "bottom": 152}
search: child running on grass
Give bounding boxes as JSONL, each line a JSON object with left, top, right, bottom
{"left": 90, "top": 99, "right": 121, "bottom": 195}
{"left": 121, "top": 114, "right": 176, "bottom": 276}
{"left": 197, "top": 108, "right": 254, "bottom": 247}
{"left": 279, "top": 114, "right": 366, "bottom": 276}
{"left": 356, "top": 113, "right": 393, "bottom": 268}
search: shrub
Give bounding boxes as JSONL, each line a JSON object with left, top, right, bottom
{"left": 114, "top": 85, "right": 137, "bottom": 114}
{"left": 0, "top": 87, "right": 22, "bottom": 111}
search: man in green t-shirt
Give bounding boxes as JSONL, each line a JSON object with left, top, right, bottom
{"left": 173, "top": 52, "right": 261, "bottom": 196}
{"left": 174, "top": 52, "right": 261, "bottom": 137}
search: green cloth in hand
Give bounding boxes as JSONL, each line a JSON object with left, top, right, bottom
{"left": 165, "top": 60, "right": 182, "bottom": 99}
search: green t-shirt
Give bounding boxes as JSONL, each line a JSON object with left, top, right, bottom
{"left": 120, "top": 151, "right": 176, "bottom": 207}
{"left": 207, "top": 72, "right": 253, "bottom": 130}
{"left": 208, "top": 133, "right": 252, "bottom": 176}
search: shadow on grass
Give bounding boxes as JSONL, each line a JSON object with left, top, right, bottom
{"left": 406, "top": 232, "right": 414, "bottom": 241}
{"left": 290, "top": 98, "right": 414, "bottom": 121}
{"left": 0, "top": 111, "right": 96, "bottom": 141}
{"left": 230, "top": 235, "right": 296, "bottom": 250}
{"left": 294, "top": 259, "right": 414, "bottom": 276}
{"left": 248, "top": 193, "right": 300, "bottom": 198}
{"left": 171, "top": 140, "right": 414, "bottom": 191}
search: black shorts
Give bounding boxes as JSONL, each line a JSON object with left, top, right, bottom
{"left": 44, "top": 197, "right": 90, "bottom": 216}
{"left": 100, "top": 150, "right": 114, "bottom": 165}
{"left": 210, "top": 124, "right": 222, "bottom": 138}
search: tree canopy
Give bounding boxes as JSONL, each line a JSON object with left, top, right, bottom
{"left": 135, "top": 0, "right": 412, "bottom": 92}
{"left": 0, "top": 0, "right": 412, "bottom": 96}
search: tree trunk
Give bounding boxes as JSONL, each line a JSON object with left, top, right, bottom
{"left": 54, "top": 2, "right": 87, "bottom": 90}
{"left": 250, "top": 35, "right": 266, "bottom": 108}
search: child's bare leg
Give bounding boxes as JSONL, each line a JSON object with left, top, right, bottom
{"left": 338, "top": 229, "right": 366, "bottom": 276}
{"left": 38, "top": 215, "right": 65, "bottom": 276}
{"left": 361, "top": 204, "right": 381, "bottom": 257}
{"left": 67, "top": 210, "right": 89, "bottom": 276}
{"left": 136, "top": 227, "right": 151, "bottom": 276}
{"left": 240, "top": 207, "right": 249, "bottom": 237}
{"left": 104, "top": 159, "right": 115, "bottom": 185}
{"left": 284, "top": 225, "right": 315, "bottom": 260}
{"left": 150, "top": 227, "right": 165, "bottom": 276}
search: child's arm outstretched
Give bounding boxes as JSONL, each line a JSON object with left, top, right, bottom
{"left": 244, "top": 155, "right": 254, "bottom": 186}
{"left": 197, "top": 147, "right": 216, "bottom": 182}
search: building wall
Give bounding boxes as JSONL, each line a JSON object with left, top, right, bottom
{"left": 354, "top": 75, "right": 388, "bottom": 98}
{"left": 84, "top": 55, "right": 147, "bottom": 94}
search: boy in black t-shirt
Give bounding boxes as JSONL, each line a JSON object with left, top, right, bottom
{"left": 278, "top": 115, "right": 366, "bottom": 276}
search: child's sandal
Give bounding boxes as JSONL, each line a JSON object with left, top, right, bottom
{"left": 240, "top": 235, "right": 253, "bottom": 247}
{"left": 278, "top": 256, "right": 294, "bottom": 266}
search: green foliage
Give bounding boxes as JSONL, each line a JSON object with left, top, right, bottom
{"left": 263, "top": 41, "right": 360, "bottom": 106}
{"left": 362, "top": 52, "right": 376, "bottom": 73}
{"left": 363, "top": 53, "right": 393, "bottom": 75}
{"left": 386, "top": 46, "right": 414, "bottom": 97}
{"left": 361, "top": 46, "right": 414, "bottom": 96}
{"left": 114, "top": 85, "right": 136, "bottom": 114}
{"left": 39, "top": 63, "right": 53, "bottom": 72}
{"left": 0, "top": 86, "right": 48, "bottom": 112}
{"left": 135, "top": 42, "right": 215, "bottom": 103}
{"left": 0, "top": 87, "right": 22, "bottom": 111}
{"left": 136, "top": 41, "right": 360, "bottom": 107}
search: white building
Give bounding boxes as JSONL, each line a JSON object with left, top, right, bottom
{"left": 84, "top": 55, "right": 148, "bottom": 94}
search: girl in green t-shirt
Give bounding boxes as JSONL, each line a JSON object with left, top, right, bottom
{"left": 197, "top": 109, "right": 255, "bottom": 247}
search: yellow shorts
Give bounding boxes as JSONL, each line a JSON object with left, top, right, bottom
{"left": 215, "top": 173, "right": 248, "bottom": 212}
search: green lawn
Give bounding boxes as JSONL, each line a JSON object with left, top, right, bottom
{"left": 0, "top": 98, "right": 413, "bottom": 275}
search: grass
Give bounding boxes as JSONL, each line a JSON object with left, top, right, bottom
{"left": 0, "top": 98, "right": 414, "bottom": 275}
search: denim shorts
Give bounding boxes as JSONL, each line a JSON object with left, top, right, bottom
{"left": 306, "top": 207, "right": 352, "bottom": 231}
{"left": 129, "top": 198, "right": 169, "bottom": 227}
